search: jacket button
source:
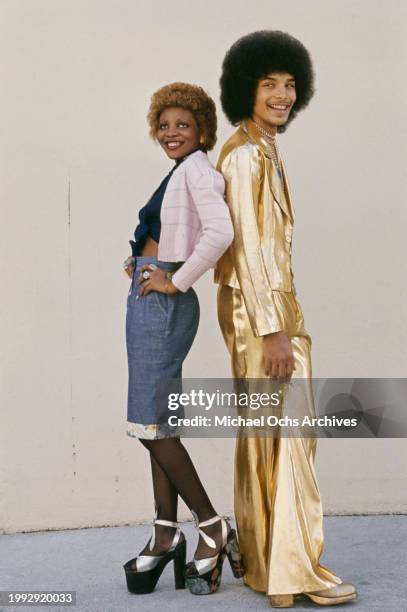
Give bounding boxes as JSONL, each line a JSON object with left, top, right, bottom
{"left": 285, "top": 234, "right": 292, "bottom": 243}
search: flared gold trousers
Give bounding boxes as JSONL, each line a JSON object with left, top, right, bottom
{"left": 217, "top": 285, "right": 342, "bottom": 595}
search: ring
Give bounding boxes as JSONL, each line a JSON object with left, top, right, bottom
{"left": 142, "top": 270, "right": 150, "bottom": 280}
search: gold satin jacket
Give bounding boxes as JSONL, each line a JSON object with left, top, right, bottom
{"left": 214, "top": 118, "right": 296, "bottom": 337}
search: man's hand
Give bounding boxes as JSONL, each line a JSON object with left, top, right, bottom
{"left": 138, "top": 265, "right": 178, "bottom": 296}
{"left": 263, "top": 331, "right": 295, "bottom": 379}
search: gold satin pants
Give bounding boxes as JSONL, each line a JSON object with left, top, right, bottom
{"left": 217, "top": 285, "right": 342, "bottom": 595}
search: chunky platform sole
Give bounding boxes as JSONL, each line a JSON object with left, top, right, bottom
{"left": 123, "top": 539, "right": 186, "bottom": 594}
{"left": 270, "top": 594, "right": 294, "bottom": 608}
{"left": 185, "top": 528, "right": 245, "bottom": 595}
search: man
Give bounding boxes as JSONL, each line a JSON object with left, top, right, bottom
{"left": 215, "top": 30, "right": 356, "bottom": 607}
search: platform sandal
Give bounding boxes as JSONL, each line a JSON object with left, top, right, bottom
{"left": 123, "top": 516, "right": 186, "bottom": 594}
{"left": 184, "top": 511, "right": 245, "bottom": 595}
{"left": 270, "top": 582, "right": 357, "bottom": 607}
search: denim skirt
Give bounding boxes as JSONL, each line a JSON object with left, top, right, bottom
{"left": 126, "top": 256, "right": 199, "bottom": 439}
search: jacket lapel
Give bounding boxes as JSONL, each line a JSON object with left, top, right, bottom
{"left": 242, "top": 119, "right": 293, "bottom": 220}
{"left": 279, "top": 157, "right": 295, "bottom": 223}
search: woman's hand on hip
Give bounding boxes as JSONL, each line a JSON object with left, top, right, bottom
{"left": 123, "top": 256, "right": 135, "bottom": 279}
{"left": 124, "top": 264, "right": 134, "bottom": 279}
{"left": 263, "top": 331, "right": 296, "bottom": 380}
{"left": 138, "top": 265, "right": 178, "bottom": 296}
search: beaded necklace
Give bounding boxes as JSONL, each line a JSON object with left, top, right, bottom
{"left": 253, "top": 121, "right": 281, "bottom": 173}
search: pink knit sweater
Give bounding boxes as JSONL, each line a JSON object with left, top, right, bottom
{"left": 158, "top": 150, "right": 234, "bottom": 292}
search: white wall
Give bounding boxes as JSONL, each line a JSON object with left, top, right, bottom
{"left": 1, "top": 0, "right": 407, "bottom": 533}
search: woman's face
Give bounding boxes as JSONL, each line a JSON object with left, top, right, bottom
{"left": 252, "top": 72, "right": 296, "bottom": 134}
{"left": 157, "top": 107, "right": 202, "bottom": 161}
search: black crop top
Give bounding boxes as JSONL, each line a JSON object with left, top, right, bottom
{"left": 129, "top": 152, "right": 195, "bottom": 257}
{"left": 129, "top": 167, "right": 176, "bottom": 257}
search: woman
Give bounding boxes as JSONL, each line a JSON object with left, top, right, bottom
{"left": 215, "top": 32, "right": 357, "bottom": 607}
{"left": 122, "top": 82, "right": 244, "bottom": 596}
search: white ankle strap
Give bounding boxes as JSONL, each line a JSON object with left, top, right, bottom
{"left": 191, "top": 511, "right": 224, "bottom": 549}
{"left": 154, "top": 518, "right": 178, "bottom": 528}
{"left": 198, "top": 515, "right": 222, "bottom": 527}
{"left": 149, "top": 512, "right": 178, "bottom": 551}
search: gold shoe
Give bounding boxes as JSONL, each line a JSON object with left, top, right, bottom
{"left": 270, "top": 594, "right": 294, "bottom": 608}
{"left": 270, "top": 583, "right": 357, "bottom": 607}
{"left": 304, "top": 582, "right": 357, "bottom": 605}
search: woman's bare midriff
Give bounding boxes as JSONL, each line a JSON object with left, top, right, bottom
{"left": 137, "top": 236, "right": 182, "bottom": 277}
{"left": 140, "top": 236, "right": 159, "bottom": 256}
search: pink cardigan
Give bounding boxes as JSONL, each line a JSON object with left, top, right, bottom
{"left": 158, "top": 150, "right": 234, "bottom": 292}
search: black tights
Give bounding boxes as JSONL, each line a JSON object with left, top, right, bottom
{"left": 140, "top": 437, "right": 216, "bottom": 522}
{"left": 137, "top": 438, "right": 221, "bottom": 559}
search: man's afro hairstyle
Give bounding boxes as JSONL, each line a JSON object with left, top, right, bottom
{"left": 220, "top": 30, "right": 315, "bottom": 132}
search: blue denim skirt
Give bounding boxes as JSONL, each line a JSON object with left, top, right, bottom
{"left": 126, "top": 256, "right": 199, "bottom": 439}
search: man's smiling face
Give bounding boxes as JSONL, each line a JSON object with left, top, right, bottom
{"left": 252, "top": 72, "right": 296, "bottom": 134}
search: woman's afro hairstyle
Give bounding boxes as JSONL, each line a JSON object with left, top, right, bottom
{"left": 147, "top": 82, "right": 217, "bottom": 151}
{"left": 220, "top": 30, "right": 315, "bottom": 132}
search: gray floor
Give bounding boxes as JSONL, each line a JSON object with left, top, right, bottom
{"left": 1, "top": 516, "right": 406, "bottom": 611}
